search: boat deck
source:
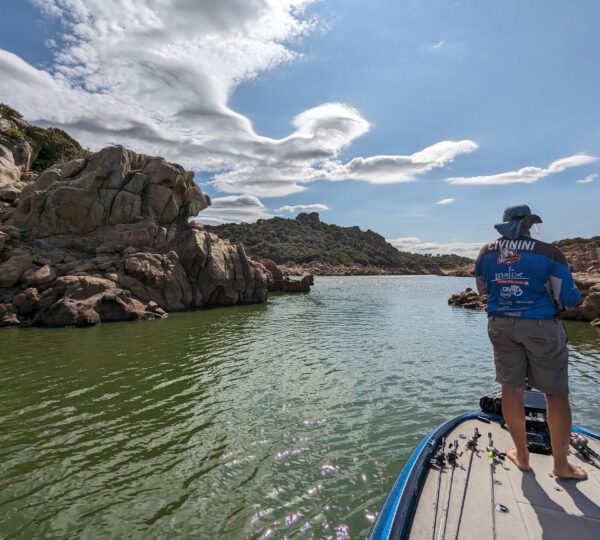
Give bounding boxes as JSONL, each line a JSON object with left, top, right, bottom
{"left": 409, "top": 418, "right": 600, "bottom": 540}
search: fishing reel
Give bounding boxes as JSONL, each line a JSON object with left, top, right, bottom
{"left": 486, "top": 433, "right": 506, "bottom": 461}
{"left": 447, "top": 440, "right": 462, "bottom": 464}
{"left": 570, "top": 433, "right": 600, "bottom": 469}
{"left": 431, "top": 439, "right": 446, "bottom": 468}
{"left": 571, "top": 433, "right": 591, "bottom": 453}
{"left": 466, "top": 427, "right": 480, "bottom": 450}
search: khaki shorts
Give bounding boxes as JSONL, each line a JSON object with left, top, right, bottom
{"left": 487, "top": 316, "right": 569, "bottom": 395}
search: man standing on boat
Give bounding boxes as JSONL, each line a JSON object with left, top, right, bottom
{"left": 475, "top": 204, "right": 587, "bottom": 480}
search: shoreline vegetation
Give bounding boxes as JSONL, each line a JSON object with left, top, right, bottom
{"left": 1, "top": 103, "right": 597, "bottom": 328}
{"left": 207, "top": 211, "right": 474, "bottom": 277}
{"left": 280, "top": 263, "right": 472, "bottom": 277}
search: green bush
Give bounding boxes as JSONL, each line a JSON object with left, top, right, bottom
{"left": 0, "top": 103, "right": 23, "bottom": 120}
{"left": 25, "top": 126, "right": 82, "bottom": 171}
{"left": 1, "top": 126, "right": 23, "bottom": 140}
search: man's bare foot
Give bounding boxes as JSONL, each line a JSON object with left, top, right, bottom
{"left": 553, "top": 462, "right": 588, "bottom": 480}
{"left": 506, "top": 448, "right": 531, "bottom": 471}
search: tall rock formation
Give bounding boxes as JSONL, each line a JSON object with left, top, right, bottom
{"left": 0, "top": 136, "right": 269, "bottom": 327}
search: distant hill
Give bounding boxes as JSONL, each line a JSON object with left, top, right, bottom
{"left": 206, "top": 212, "right": 473, "bottom": 275}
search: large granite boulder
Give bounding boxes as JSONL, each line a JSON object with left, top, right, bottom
{"left": 175, "top": 226, "right": 268, "bottom": 306}
{"left": 0, "top": 253, "right": 34, "bottom": 288}
{"left": 579, "top": 291, "right": 600, "bottom": 321}
{"left": 0, "top": 143, "right": 28, "bottom": 202}
{"left": 35, "top": 275, "right": 151, "bottom": 327}
{"left": 8, "top": 146, "right": 209, "bottom": 239}
{"left": 0, "top": 143, "right": 21, "bottom": 185}
{"left": 0, "top": 144, "right": 270, "bottom": 328}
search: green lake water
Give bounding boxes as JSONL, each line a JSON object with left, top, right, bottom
{"left": 1, "top": 276, "right": 599, "bottom": 539}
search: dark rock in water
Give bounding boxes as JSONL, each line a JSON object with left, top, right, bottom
{"left": 579, "top": 290, "right": 600, "bottom": 321}
{"left": 0, "top": 135, "right": 271, "bottom": 327}
{"left": 0, "top": 302, "right": 20, "bottom": 326}
{"left": 276, "top": 274, "right": 313, "bottom": 293}
{"left": 259, "top": 258, "right": 313, "bottom": 293}
{"left": 448, "top": 288, "right": 487, "bottom": 310}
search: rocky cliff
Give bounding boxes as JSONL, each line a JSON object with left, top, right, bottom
{"left": 0, "top": 108, "right": 270, "bottom": 327}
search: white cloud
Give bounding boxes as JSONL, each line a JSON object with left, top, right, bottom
{"left": 435, "top": 198, "right": 456, "bottom": 205}
{"left": 388, "top": 236, "right": 483, "bottom": 258}
{"left": 276, "top": 203, "right": 329, "bottom": 213}
{"left": 0, "top": 1, "right": 477, "bottom": 201}
{"left": 321, "top": 140, "right": 478, "bottom": 185}
{"left": 446, "top": 154, "right": 597, "bottom": 185}
{"left": 193, "top": 195, "right": 273, "bottom": 225}
{"left": 430, "top": 40, "right": 444, "bottom": 49}
{"left": 576, "top": 173, "right": 597, "bottom": 184}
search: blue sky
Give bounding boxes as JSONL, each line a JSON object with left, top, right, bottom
{"left": 1, "top": 0, "right": 598, "bottom": 256}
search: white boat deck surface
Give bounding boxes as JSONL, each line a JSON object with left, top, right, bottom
{"left": 409, "top": 418, "right": 600, "bottom": 540}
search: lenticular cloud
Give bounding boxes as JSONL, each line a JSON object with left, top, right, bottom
{"left": 0, "top": 0, "right": 477, "bottom": 200}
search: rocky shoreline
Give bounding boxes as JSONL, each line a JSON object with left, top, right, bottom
{"left": 448, "top": 273, "right": 600, "bottom": 328}
{"left": 0, "top": 145, "right": 274, "bottom": 327}
{"left": 281, "top": 262, "right": 473, "bottom": 277}
{"left": 0, "top": 107, "right": 315, "bottom": 328}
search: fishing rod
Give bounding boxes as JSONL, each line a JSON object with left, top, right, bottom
{"left": 431, "top": 438, "right": 447, "bottom": 540}
{"left": 487, "top": 433, "right": 497, "bottom": 540}
{"left": 438, "top": 440, "right": 460, "bottom": 540}
{"left": 453, "top": 427, "right": 480, "bottom": 540}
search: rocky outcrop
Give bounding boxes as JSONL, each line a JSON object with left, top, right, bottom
{"left": 1, "top": 103, "right": 79, "bottom": 207}
{"left": 568, "top": 276, "right": 600, "bottom": 323}
{"left": 0, "top": 143, "right": 28, "bottom": 203}
{"left": 448, "top": 288, "right": 487, "bottom": 310}
{"left": 259, "top": 258, "right": 313, "bottom": 292}
{"left": 554, "top": 237, "right": 600, "bottom": 274}
{"left": 449, "top": 275, "right": 600, "bottom": 327}
{"left": 281, "top": 262, "right": 428, "bottom": 276}
{"left": 0, "top": 141, "right": 271, "bottom": 328}
{"left": 276, "top": 274, "right": 314, "bottom": 292}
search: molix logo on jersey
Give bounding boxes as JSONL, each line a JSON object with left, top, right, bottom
{"left": 494, "top": 269, "right": 529, "bottom": 286}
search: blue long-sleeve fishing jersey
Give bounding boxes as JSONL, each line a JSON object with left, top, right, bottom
{"left": 475, "top": 237, "right": 580, "bottom": 319}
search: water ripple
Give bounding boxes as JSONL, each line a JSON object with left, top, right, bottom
{"left": 0, "top": 276, "right": 598, "bottom": 538}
